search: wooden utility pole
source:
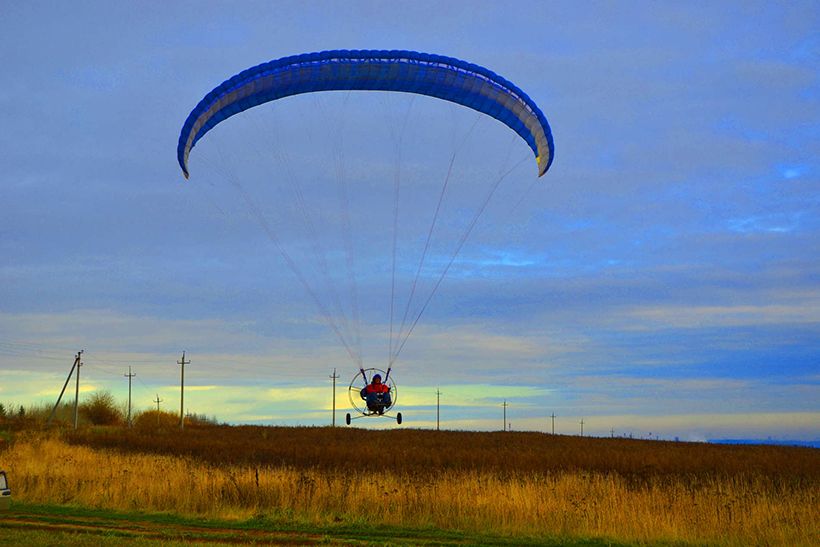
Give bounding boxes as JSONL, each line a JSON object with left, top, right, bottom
{"left": 73, "top": 351, "right": 83, "bottom": 430}
{"left": 177, "top": 351, "right": 190, "bottom": 430}
{"left": 502, "top": 400, "right": 508, "bottom": 431}
{"left": 329, "top": 368, "right": 339, "bottom": 427}
{"left": 436, "top": 389, "right": 441, "bottom": 431}
{"left": 550, "top": 412, "right": 556, "bottom": 435}
{"left": 48, "top": 350, "right": 82, "bottom": 425}
{"left": 124, "top": 367, "right": 136, "bottom": 428}
{"left": 579, "top": 418, "right": 585, "bottom": 437}
{"left": 154, "top": 394, "right": 163, "bottom": 425}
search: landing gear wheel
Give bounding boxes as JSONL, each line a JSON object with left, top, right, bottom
{"left": 345, "top": 413, "right": 351, "bottom": 425}
{"left": 396, "top": 412, "right": 402, "bottom": 425}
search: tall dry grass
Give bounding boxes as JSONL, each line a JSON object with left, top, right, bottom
{"left": 63, "top": 425, "right": 820, "bottom": 479}
{"left": 2, "top": 432, "right": 817, "bottom": 545}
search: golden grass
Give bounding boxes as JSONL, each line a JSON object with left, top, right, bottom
{"left": 63, "top": 425, "right": 820, "bottom": 478}
{"left": 2, "top": 432, "right": 818, "bottom": 545}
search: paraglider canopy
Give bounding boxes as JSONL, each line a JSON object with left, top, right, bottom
{"left": 178, "top": 49, "right": 554, "bottom": 180}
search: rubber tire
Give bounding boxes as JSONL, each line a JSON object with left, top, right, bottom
{"left": 396, "top": 412, "right": 402, "bottom": 425}
{"left": 345, "top": 413, "right": 351, "bottom": 425}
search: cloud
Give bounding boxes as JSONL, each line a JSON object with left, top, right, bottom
{"left": 400, "top": 384, "right": 551, "bottom": 407}
{"left": 622, "top": 298, "right": 820, "bottom": 330}
{"left": 423, "top": 327, "right": 541, "bottom": 357}
{"left": 185, "top": 385, "right": 218, "bottom": 392}
{"left": 779, "top": 165, "right": 808, "bottom": 180}
{"left": 727, "top": 213, "right": 804, "bottom": 234}
{"left": 265, "top": 386, "right": 327, "bottom": 404}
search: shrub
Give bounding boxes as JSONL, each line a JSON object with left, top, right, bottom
{"left": 133, "top": 410, "right": 178, "bottom": 432}
{"left": 185, "top": 412, "right": 220, "bottom": 428}
{"left": 80, "top": 391, "right": 123, "bottom": 426}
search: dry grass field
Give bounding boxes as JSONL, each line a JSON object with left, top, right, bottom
{"left": 1, "top": 425, "right": 818, "bottom": 545}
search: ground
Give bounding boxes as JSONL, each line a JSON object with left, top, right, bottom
{"left": 0, "top": 503, "right": 621, "bottom": 546}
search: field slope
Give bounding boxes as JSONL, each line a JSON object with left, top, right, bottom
{"left": 1, "top": 425, "right": 817, "bottom": 545}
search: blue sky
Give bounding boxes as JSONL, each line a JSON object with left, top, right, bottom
{"left": 1, "top": 1, "right": 818, "bottom": 440}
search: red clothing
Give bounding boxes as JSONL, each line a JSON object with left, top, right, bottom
{"left": 365, "top": 382, "right": 390, "bottom": 394}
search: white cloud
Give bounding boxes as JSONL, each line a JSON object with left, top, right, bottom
{"left": 621, "top": 298, "right": 820, "bottom": 330}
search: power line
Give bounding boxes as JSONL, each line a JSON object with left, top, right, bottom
{"left": 82, "top": 360, "right": 122, "bottom": 378}
{"left": 0, "top": 341, "right": 77, "bottom": 361}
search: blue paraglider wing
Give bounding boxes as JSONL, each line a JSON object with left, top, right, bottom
{"left": 178, "top": 50, "right": 554, "bottom": 179}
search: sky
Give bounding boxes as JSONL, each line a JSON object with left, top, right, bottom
{"left": 1, "top": 1, "right": 818, "bottom": 441}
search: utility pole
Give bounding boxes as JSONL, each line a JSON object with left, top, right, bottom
{"left": 48, "top": 350, "right": 82, "bottom": 425}
{"left": 436, "top": 389, "right": 441, "bottom": 431}
{"left": 124, "top": 367, "right": 136, "bottom": 428}
{"left": 177, "top": 351, "right": 190, "bottom": 430}
{"left": 73, "top": 351, "right": 84, "bottom": 430}
{"left": 502, "top": 400, "right": 508, "bottom": 432}
{"left": 154, "top": 394, "right": 163, "bottom": 425}
{"left": 579, "top": 418, "right": 584, "bottom": 437}
{"left": 550, "top": 412, "right": 556, "bottom": 435}
{"left": 329, "top": 368, "right": 339, "bottom": 426}
{"left": 610, "top": 428, "right": 615, "bottom": 438}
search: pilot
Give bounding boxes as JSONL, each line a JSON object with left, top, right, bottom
{"left": 363, "top": 374, "right": 391, "bottom": 414}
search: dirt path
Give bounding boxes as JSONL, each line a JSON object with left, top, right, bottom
{"left": 0, "top": 505, "right": 519, "bottom": 546}
{"left": 0, "top": 508, "right": 350, "bottom": 545}
{"left": 0, "top": 503, "right": 589, "bottom": 546}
